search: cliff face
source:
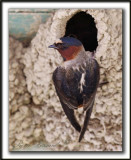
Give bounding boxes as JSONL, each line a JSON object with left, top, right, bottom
{"left": 9, "top": 9, "right": 122, "bottom": 151}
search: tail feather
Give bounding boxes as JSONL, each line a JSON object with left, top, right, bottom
{"left": 78, "top": 102, "right": 94, "bottom": 142}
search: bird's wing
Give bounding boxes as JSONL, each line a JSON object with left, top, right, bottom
{"left": 78, "top": 59, "right": 100, "bottom": 142}
{"left": 53, "top": 59, "right": 100, "bottom": 137}
{"left": 56, "top": 91, "right": 81, "bottom": 132}
{"left": 53, "top": 66, "right": 81, "bottom": 132}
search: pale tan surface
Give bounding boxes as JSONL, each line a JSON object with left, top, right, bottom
{"left": 9, "top": 9, "right": 122, "bottom": 151}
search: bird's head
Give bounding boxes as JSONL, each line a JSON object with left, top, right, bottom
{"left": 48, "top": 37, "right": 84, "bottom": 61}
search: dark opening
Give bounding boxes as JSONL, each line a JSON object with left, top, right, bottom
{"left": 64, "top": 11, "right": 98, "bottom": 52}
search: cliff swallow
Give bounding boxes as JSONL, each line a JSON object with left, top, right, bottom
{"left": 49, "top": 37, "right": 100, "bottom": 142}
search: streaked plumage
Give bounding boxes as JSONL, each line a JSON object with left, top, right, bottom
{"left": 49, "top": 37, "right": 100, "bottom": 142}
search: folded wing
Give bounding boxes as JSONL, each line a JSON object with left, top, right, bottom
{"left": 53, "top": 59, "right": 100, "bottom": 141}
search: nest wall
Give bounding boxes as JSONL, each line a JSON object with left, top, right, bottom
{"left": 9, "top": 9, "right": 122, "bottom": 151}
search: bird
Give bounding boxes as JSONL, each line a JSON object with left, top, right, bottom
{"left": 48, "top": 37, "right": 100, "bottom": 142}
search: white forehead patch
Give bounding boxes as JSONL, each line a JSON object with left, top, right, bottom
{"left": 55, "top": 39, "right": 62, "bottom": 44}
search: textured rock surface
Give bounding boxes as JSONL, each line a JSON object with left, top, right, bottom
{"left": 9, "top": 9, "right": 122, "bottom": 151}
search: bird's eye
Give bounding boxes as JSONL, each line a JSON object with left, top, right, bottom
{"left": 55, "top": 43, "right": 68, "bottom": 50}
{"left": 55, "top": 43, "right": 62, "bottom": 47}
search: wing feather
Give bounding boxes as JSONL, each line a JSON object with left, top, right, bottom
{"left": 53, "top": 67, "right": 81, "bottom": 132}
{"left": 57, "top": 91, "right": 81, "bottom": 132}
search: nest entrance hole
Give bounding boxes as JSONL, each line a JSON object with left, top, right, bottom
{"left": 65, "top": 11, "right": 98, "bottom": 52}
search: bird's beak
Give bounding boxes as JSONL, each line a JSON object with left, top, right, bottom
{"left": 48, "top": 44, "right": 58, "bottom": 49}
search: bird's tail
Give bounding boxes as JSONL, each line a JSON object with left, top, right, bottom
{"left": 78, "top": 101, "right": 94, "bottom": 142}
